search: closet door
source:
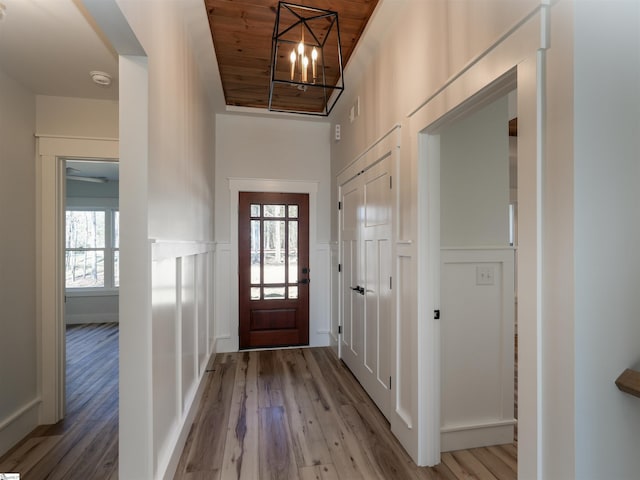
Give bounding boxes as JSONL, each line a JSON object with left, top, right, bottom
{"left": 339, "top": 156, "right": 393, "bottom": 419}
{"left": 340, "top": 177, "right": 365, "bottom": 380}
{"left": 360, "top": 159, "right": 392, "bottom": 416}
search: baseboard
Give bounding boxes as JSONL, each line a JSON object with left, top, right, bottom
{"left": 65, "top": 313, "right": 119, "bottom": 325}
{"left": 214, "top": 335, "right": 237, "bottom": 353}
{"left": 0, "top": 398, "right": 41, "bottom": 457}
{"left": 441, "top": 419, "right": 515, "bottom": 452}
{"left": 159, "top": 351, "right": 215, "bottom": 480}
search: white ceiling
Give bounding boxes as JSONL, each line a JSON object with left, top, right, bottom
{"left": 0, "top": 0, "right": 118, "bottom": 100}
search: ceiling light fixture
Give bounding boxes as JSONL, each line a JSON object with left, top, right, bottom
{"left": 90, "top": 70, "right": 112, "bottom": 87}
{"left": 269, "top": 2, "right": 344, "bottom": 116}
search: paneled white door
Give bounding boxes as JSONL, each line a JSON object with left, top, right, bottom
{"left": 340, "top": 156, "right": 393, "bottom": 419}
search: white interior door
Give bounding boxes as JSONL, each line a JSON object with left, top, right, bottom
{"left": 340, "top": 156, "right": 393, "bottom": 419}
{"left": 340, "top": 177, "right": 364, "bottom": 380}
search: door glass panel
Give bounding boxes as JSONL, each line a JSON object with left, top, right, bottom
{"left": 250, "top": 220, "right": 261, "bottom": 284}
{"left": 264, "top": 205, "right": 285, "bottom": 218}
{"left": 264, "top": 220, "right": 285, "bottom": 284}
{"left": 250, "top": 204, "right": 260, "bottom": 217}
{"left": 251, "top": 287, "right": 261, "bottom": 300}
{"left": 288, "top": 220, "right": 298, "bottom": 283}
{"left": 264, "top": 287, "right": 285, "bottom": 299}
{"left": 288, "top": 205, "right": 298, "bottom": 218}
{"left": 288, "top": 286, "right": 298, "bottom": 299}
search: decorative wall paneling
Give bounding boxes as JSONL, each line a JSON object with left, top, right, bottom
{"left": 150, "top": 240, "right": 216, "bottom": 479}
{"left": 440, "top": 248, "right": 515, "bottom": 451}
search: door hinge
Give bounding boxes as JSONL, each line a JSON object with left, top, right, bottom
{"left": 389, "top": 376, "right": 392, "bottom": 389}
{"left": 389, "top": 276, "right": 392, "bottom": 290}
{"left": 434, "top": 309, "right": 440, "bottom": 320}
{"left": 338, "top": 263, "right": 342, "bottom": 273}
{"left": 338, "top": 325, "right": 342, "bottom": 334}
{"left": 338, "top": 201, "right": 342, "bottom": 210}
{"left": 390, "top": 176, "right": 392, "bottom": 189}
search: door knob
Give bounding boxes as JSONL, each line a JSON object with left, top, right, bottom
{"left": 350, "top": 286, "right": 365, "bottom": 295}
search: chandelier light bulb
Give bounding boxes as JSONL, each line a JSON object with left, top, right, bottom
{"left": 297, "top": 41, "right": 304, "bottom": 56}
{"left": 302, "top": 55, "right": 309, "bottom": 82}
{"left": 290, "top": 49, "right": 296, "bottom": 80}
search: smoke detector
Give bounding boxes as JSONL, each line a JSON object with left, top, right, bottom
{"left": 90, "top": 71, "right": 112, "bottom": 87}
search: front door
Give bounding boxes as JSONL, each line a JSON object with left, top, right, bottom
{"left": 239, "top": 192, "right": 310, "bottom": 349}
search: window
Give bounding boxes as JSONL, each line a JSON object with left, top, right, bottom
{"left": 65, "top": 209, "right": 119, "bottom": 290}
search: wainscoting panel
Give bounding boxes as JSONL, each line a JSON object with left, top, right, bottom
{"left": 310, "top": 244, "right": 331, "bottom": 346}
{"left": 440, "top": 248, "right": 515, "bottom": 451}
{"left": 213, "top": 243, "right": 234, "bottom": 352}
{"left": 150, "top": 241, "right": 216, "bottom": 479}
{"left": 330, "top": 242, "right": 340, "bottom": 349}
{"left": 395, "top": 253, "right": 415, "bottom": 430}
{"left": 151, "top": 256, "right": 179, "bottom": 467}
{"left": 181, "top": 255, "right": 196, "bottom": 415}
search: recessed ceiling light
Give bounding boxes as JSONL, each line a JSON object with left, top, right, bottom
{"left": 90, "top": 70, "right": 112, "bottom": 87}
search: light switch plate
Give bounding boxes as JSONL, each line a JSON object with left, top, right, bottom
{"left": 476, "top": 265, "right": 495, "bottom": 285}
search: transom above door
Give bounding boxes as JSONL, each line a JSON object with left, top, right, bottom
{"left": 238, "top": 192, "right": 310, "bottom": 349}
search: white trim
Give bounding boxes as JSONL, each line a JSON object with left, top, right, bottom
{"left": 408, "top": 7, "right": 546, "bottom": 471}
{"left": 0, "top": 398, "right": 41, "bottom": 457}
{"left": 151, "top": 239, "right": 216, "bottom": 262}
{"left": 37, "top": 135, "right": 119, "bottom": 426}
{"left": 441, "top": 419, "right": 517, "bottom": 434}
{"left": 65, "top": 313, "right": 119, "bottom": 325}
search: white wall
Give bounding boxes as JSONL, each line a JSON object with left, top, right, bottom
{"left": 574, "top": 1, "right": 640, "bottom": 478}
{"left": 440, "top": 95, "right": 510, "bottom": 247}
{"left": 214, "top": 114, "right": 332, "bottom": 351}
{"left": 36, "top": 95, "right": 118, "bottom": 138}
{"left": 215, "top": 114, "right": 330, "bottom": 243}
{"left": 327, "top": 0, "right": 596, "bottom": 476}
{"left": 113, "top": 1, "right": 218, "bottom": 478}
{"left": 0, "top": 69, "right": 38, "bottom": 456}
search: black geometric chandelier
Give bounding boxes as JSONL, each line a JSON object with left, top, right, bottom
{"left": 269, "top": 2, "right": 344, "bottom": 116}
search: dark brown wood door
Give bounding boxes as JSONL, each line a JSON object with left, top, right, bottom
{"left": 239, "top": 192, "right": 310, "bottom": 349}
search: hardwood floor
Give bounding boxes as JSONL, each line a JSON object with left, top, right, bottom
{"left": 0, "top": 323, "right": 119, "bottom": 480}
{"left": 174, "top": 348, "right": 517, "bottom": 480}
{"left": 0, "top": 327, "right": 516, "bottom": 479}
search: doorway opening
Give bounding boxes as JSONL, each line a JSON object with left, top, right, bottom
{"left": 436, "top": 92, "right": 517, "bottom": 452}
{"left": 63, "top": 158, "right": 120, "bottom": 429}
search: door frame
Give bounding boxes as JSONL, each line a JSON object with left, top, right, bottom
{"left": 36, "top": 135, "right": 119, "bottom": 424}
{"left": 226, "top": 178, "right": 319, "bottom": 352}
{"left": 412, "top": 52, "right": 543, "bottom": 473}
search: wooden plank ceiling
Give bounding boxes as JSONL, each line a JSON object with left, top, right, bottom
{"left": 204, "top": 0, "right": 379, "bottom": 112}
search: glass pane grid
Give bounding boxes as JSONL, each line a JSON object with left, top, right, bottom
{"left": 248, "top": 201, "right": 302, "bottom": 301}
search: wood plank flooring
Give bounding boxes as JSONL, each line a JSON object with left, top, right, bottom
{"left": 0, "top": 323, "right": 119, "bottom": 479}
{"left": 0, "top": 327, "right": 516, "bottom": 479}
{"left": 174, "top": 348, "right": 517, "bottom": 480}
